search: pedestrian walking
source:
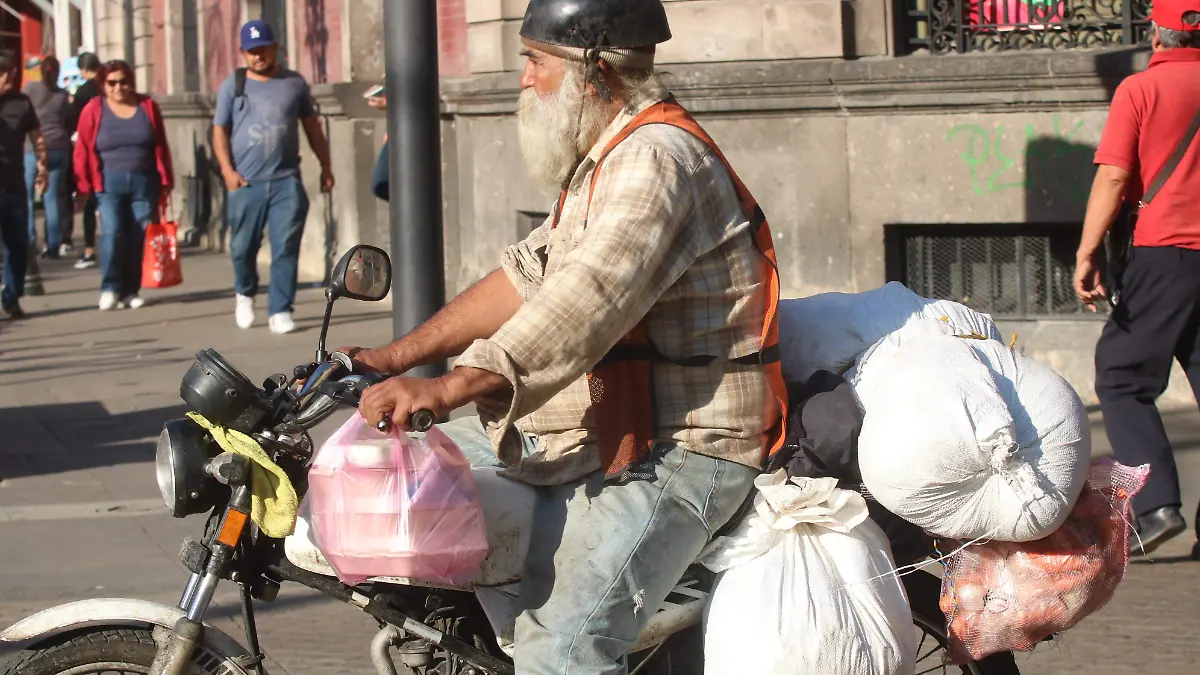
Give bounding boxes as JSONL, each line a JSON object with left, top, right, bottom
{"left": 0, "top": 49, "right": 48, "bottom": 319}
{"left": 23, "top": 56, "right": 73, "bottom": 259}
{"left": 70, "top": 52, "right": 102, "bottom": 269}
{"left": 1074, "top": 0, "right": 1200, "bottom": 557}
{"left": 212, "top": 19, "right": 335, "bottom": 335}
{"left": 366, "top": 91, "right": 390, "bottom": 202}
{"left": 73, "top": 60, "right": 174, "bottom": 311}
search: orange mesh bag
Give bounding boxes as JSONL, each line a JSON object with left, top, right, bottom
{"left": 939, "top": 458, "right": 1149, "bottom": 663}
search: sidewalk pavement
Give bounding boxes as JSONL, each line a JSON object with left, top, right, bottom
{"left": 1, "top": 251, "right": 1198, "bottom": 674}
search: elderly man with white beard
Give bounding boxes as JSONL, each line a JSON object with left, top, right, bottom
{"left": 348, "top": 0, "right": 789, "bottom": 671}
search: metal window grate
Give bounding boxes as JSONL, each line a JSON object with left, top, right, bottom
{"left": 902, "top": 0, "right": 1152, "bottom": 55}
{"left": 899, "top": 230, "right": 1087, "bottom": 318}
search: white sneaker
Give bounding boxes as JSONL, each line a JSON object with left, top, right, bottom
{"left": 59, "top": 243, "right": 73, "bottom": 256}
{"left": 235, "top": 294, "right": 255, "bottom": 329}
{"left": 268, "top": 312, "right": 296, "bottom": 335}
{"left": 98, "top": 291, "right": 117, "bottom": 311}
{"left": 122, "top": 296, "right": 146, "bottom": 309}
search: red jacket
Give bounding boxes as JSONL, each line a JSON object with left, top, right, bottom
{"left": 73, "top": 95, "right": 174, "bottom": 195}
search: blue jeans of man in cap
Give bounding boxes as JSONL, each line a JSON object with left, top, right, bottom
{"left": 435, "top": 416, "right": 757, "bottom": 675}
{"left": 227, "top": 177, "right": 309, "bottom": 316}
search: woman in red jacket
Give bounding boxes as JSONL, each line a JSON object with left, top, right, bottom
{"left": 74, "top": 60, "right": 173, "bottom": 310}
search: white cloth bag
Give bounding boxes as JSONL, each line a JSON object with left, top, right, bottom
{"left": 699, "top": 471, "right": 917, "bottom": 675}
{"left": 853, "top": 322, "right": 1092, "bottom": 542}
{"left": 777, "top": 282, "right": 1002, "bottom": 384}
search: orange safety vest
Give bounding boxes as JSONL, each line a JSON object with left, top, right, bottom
{"left": 553, "top": 98, "right": 789, "bottom": 480}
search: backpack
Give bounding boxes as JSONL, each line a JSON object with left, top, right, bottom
{"left": 232, "top": 67, "right": 248, "bottom": 111}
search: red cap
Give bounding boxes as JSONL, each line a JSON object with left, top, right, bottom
{"left": 1152, "top": 0, "right": 1200, "bottom": 31}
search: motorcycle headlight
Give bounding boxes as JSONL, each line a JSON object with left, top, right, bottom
{"left": 156, "top": 419, "right": 222, "bottom": 518}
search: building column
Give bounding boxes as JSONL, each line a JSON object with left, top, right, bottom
{"left": 342, "top": 0, "right": 384, "bottom": 82}
{"left": 80, "top": 0, "right": 95, "bottom": 52}
{"left": 53, "top": 0, "right": 72, "bottom": 58}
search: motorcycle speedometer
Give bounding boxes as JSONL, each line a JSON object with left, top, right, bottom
{"left": 157, "top": 418, "right": 223, "bottom": 518}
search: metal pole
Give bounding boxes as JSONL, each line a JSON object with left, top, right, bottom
{"left": 383, "top": 0, "right": 446, "bottom": 378}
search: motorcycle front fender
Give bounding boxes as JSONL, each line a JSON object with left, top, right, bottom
{"left": 0, "top": 597, "right": 257, "bottom": 674}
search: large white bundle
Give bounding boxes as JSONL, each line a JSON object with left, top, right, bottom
{"left": 777, "top": 282, "right": 1002, "bottom": 384}
{"left": 854, "top": 323, "right": 1092, "bottom": 542}
{"left": 699, "top": 471, "right": 916, "bottom": 675}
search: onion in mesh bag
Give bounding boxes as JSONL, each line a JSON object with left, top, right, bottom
{"left": 856, "top": 331, "right": 1091, "bottom": 542}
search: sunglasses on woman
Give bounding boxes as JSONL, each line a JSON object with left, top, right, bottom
{"left": 106, "top": 78, "right": 130, "bottom": 88}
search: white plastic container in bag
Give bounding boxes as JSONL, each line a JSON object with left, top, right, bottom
{"left": 307, "top": 413, "right": 489, "bottom": 586}
{"left": 698, "top": 471, "right": 917, "bottom": 675}
{"left": 853, "top": 322, "right": 1092, "bottom": 542}
{"left": 777, "top": 282, "right": 1002, "bottom": 384}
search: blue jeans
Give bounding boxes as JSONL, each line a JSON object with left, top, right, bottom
{"left": 0, "top": 191, "right": 29, "bottom": 309}
{"left": 96, "top": 171, "right": 161, "bottom": 297}
{"left": 227, "top": 177, "right": 309, "bottom": 315}
{"left": 438, "top": 417, "right": 758, "bottom": 675}
{"left": 25, "top": 149, "right": 70, "bottom": 250}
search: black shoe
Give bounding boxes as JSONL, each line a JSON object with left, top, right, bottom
{"left": 3, "top": 303, "right": 25, "bottom": 319}
{"left": 1129, "top": 506, "right": 1187, "bottom": 556}
{"left": 1192, "top": 541, "right": 1200, "bottom": 562}
{"left": 38, "top": 247, "right": 59, "bottom": 260}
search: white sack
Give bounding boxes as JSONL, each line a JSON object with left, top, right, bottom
{"left": 777, "top": 282, "right": 1002, "bottom": 384}
{"left": 854, "top": 325, "right": 1092, "bottom": 542}
{"left": 699, "top": 471, "right": 916, "bottom": 675}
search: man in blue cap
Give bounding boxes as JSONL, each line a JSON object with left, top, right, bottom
{"left": 212, "top": 19, "right": 334, "bottom": 335}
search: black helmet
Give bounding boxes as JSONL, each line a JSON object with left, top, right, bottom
{"left": 519, "top": 0, "right": 672, "bottom": 50}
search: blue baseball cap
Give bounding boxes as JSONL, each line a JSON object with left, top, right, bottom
{"left": 240, "top": 20, "right": 276, "bottom": 51}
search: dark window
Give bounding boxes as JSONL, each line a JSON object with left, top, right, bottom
{"left": 886, "top": 224, "right": 1094, "bottom": 319}
{"left": 517, "top": 211, "right": 549, "bottom": 240}
{"left": 900, "top": 0, "right": 1152, "bottom": 55}
{"left": 182, "top": 0, "right": 200, "bottom": 92}
{"left": 261, "top": 0, "right": 289, "bottom": 62}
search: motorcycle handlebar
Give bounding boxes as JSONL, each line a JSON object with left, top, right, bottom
{"left": 376, "top": 409, "right": 435, "bottom": 434}
{"left": 293, "top": 361, "right": 435, "bottom": 434}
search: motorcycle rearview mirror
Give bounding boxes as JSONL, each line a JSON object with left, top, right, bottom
{"left": 316, "top": 245, "right": 394, "bottom": 362}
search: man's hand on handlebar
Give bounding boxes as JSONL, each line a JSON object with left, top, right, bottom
{"left": 359, "top": 376, "right": 454, "bottom": 432}
{"left": 336, "top": 346, "right": 397, "bottom": 376}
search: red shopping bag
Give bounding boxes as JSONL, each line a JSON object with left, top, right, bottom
{"left": 143, "top": 217, "right": 183, "bottom": 289}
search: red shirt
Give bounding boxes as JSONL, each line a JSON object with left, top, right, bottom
{"left": 1094, "top": 48, "right": 1200, "bottom": 249}
{"left": 73, "top": 94, "right": 174, "bottom": 195}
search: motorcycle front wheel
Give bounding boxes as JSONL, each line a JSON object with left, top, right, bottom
{"left": 1, "top": 627, "right": 236, "bottom": 675}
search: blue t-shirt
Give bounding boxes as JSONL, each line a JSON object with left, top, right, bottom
{"left": 97, "top": 101, "right": 157, "bottom": 175}
{"left": 213, "top": 69, "right": 315, "bottom": 183}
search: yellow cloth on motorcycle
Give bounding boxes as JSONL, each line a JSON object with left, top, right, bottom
{"left": 187, "top": 413, "right": 299, "bottom": 538}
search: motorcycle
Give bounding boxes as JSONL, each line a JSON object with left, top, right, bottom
{"left": 1, "top": 245, "right": 1021, "bottom": 675}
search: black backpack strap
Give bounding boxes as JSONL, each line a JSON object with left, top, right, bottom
{"left": 234, "top": 68, "right": 248, "bottom": 99}
{"left": 1142, "top": 104, "right": 1200, "bottom": 206}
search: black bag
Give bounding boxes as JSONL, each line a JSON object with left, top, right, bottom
{"left": 1104, "top": 105, "right": 1200, "bottom": 308}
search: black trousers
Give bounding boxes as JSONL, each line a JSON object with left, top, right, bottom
{"left": 63, "top": 194, "right": 97, "bottom": 249}
{"left": 1096, "top": 246, "right": 1200, "bottom": 523}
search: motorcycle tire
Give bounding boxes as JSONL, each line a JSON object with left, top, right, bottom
{"left": 1, "top": 627, "right": 237, "bottom": 675}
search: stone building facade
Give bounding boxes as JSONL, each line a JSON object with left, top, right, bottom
{"left": 90, "top": 0, "right": 1193, "bottom": 405}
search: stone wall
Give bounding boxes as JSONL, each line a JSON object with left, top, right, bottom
{"left": 156, "top": 46, "right": 1194, "bottom": 407}
{"left": 463, "top": 0, "right": 891, "bottom": 73}
{"left": 439, "top": 47, "right": 1193, "bottom": 407}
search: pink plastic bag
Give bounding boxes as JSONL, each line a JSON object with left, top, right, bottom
{"left": 307, "top": 413, "right": 489, "bottom": 586}
{"left": 939, "top": 458, "right": 1150, "bottom": 662}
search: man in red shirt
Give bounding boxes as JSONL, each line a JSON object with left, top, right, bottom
{"left": 1075, "top": 0, "right": 1200, "bottom": 557}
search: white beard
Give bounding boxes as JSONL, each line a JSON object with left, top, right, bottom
{"left": 517, "top": 69, "right": 612, "bottom": 193}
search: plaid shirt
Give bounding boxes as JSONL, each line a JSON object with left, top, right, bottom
{"left": 455, "top": 97, "right": 774, "bottom": 485}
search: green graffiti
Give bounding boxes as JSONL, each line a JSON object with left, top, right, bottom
{"left": 945, "top": 115, "right": 1089, "bottom": 199}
